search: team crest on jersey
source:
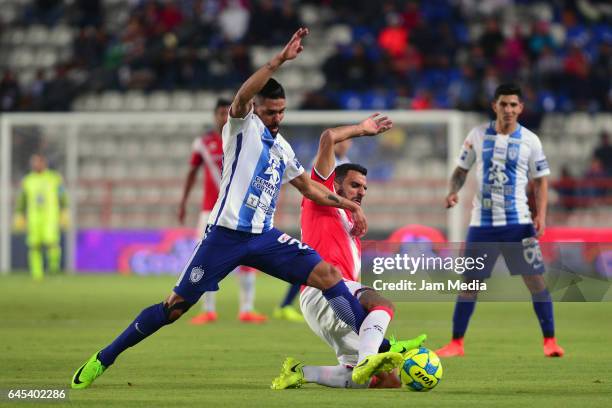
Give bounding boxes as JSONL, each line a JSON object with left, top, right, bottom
{"left": 190, "top": 266, "right": 205, "bottom": 283}
{"left": 508, "top": 145, "right": 519, "bottom": 160}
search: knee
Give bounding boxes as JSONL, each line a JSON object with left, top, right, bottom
{"left": 306, "top": 261, "right": 342, "bottom": 290}
{"left": 163, "top": 293, "right": 193, "bottom": 322}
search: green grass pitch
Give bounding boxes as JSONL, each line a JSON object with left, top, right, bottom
{"left": 1, "top": 273, "right": 611, "bottom": 407}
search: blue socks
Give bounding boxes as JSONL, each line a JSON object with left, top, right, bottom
{"left": 280, "top": 284, "right": 301, "bottom": 307}
{"left": 322, "top": 280, "right": 367, "bottom": 334}
{"left": 532, "top": 289, "right": 555, "bottom": 338}
{"left": 452, "top": 296, "right": 476, "bottom": 339}
{"left": 98, "top": 303, "right": 170, "bottom": 367}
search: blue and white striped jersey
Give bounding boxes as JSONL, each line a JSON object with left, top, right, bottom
{"left": 457, "top": 122, "right": 550, "bottom": 227}
{"left": 208, "top": 108, "right": 304, "bottom": 233}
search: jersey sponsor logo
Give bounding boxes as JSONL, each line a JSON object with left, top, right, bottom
{"left": 189, "top": 266, "right": 205, "bottom": 283}
{"left": 535, "top": 159, "right": 549, "bottom": 172}
{"left": 244, "top": 194, "right": 274, "bottom": 215}
{"left": 277, "top": 233, "right": 311, "bottom": 250}
{"left": 488, "top": 164, "right": 509, "bottom": 185}
{"left": 252, "top": 176, "right": 277, "bottom": 196}
{"left": 293, "top": 157, "right": 303, "bottom": 169}
{"left": 483, "top": 184, "right": 515, "bottom": 195}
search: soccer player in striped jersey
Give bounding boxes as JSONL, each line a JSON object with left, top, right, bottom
{"left": 271, "top": 115, "right": 426, "bottom": 390}
{"left": 71, "top": 28, "right": 386, "bottom": 389}
{"left": 178, "top": 98, "right": 267, "bottom": 324}
{"left": 436, "top": 83, "right": 564, "bottom": 358}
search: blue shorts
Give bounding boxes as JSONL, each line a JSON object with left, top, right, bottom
{"left": 463, "top": 224, "right": 545, "bottom": 280}
{"left": 174, "top": 226, "right": 322, "bottom": 304}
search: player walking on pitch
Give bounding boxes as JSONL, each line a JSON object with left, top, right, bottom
{"left": 436, "top": 83, "right": 564, "bottom": 358}
{"left": 271, "top": 115, "right": 426, "bottom": 389}
{"left": 178, "top": 98, "right": 267, "bottom": 324}
{"left": 71, "top": 28, "right": 386, "bottom": 389}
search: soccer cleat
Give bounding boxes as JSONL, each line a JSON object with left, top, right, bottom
{"left": 543, "top": 337, "right": 565, "bottom": 357}
{"left": 271, "top": 357, "right": 305, "bottom": 390}
{"left": 238, "top": 310, "right": 268, "bottom": 323}
{"left": 71, "top": 351, "right": 106, "bottom": 389}
{"left": 273, "top": 305, "right": 305, "bottom": 322}
{"left": 389, "top": 334, "right": 428, "bottom": 356}
{"left": 189, "top": 311, "right": 218, "bottom": 325}
{"left": 351, "top": 351, "right": 404, "bottom": 385}
{"left": 436, "top": 338, "right": 465, "bottom": 357}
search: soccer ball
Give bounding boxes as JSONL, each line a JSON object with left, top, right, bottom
{"left": 399, "top": 347, "right": 443, "bottom": 391}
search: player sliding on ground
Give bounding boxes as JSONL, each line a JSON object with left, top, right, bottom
{"left": 71, "top": 28, "right": 398, "bottom": 389}
{"left": 436, "top": 83, "right": 564, "bottom": 358}
{"left": 272, "top": 116, "right": 426, "bottom": 389}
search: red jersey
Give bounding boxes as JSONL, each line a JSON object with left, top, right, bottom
{"left": 301, "top": 168, "right": 361, "bottom": 282}
{"left": 190, "top": 130, "right": 223, "bottom": 211}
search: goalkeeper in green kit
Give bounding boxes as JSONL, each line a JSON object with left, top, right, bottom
{"left": 14, "top": 154, "right": 68, "bottom": 280}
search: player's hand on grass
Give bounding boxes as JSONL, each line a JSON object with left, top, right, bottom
{"left": 360, "top": 113, "right": 393, "bottom": 136}
{"left": 350, "top": 205, "right": 368, "bottom": 237}
{"left": 278, "top": 27, "right": 309, "bottom": 62}
{"left": 445, "top": 192, "right": 459, "bottom": 208}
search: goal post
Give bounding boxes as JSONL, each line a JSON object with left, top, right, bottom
{"left": 0, "top": 110, "right": 466, "bottom": 274}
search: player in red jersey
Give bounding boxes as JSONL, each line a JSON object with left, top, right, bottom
{"left": 178, "top": 98, "right": 267, "bottom": 324}
{"left": 272, "top": 114, "right": 426, "bottom": 389}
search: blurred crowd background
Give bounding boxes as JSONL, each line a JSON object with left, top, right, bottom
{"left": 0, "top": 0, "right": 610, "bottom": 116}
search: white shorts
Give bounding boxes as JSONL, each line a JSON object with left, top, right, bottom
{"left": 299, "top": 281, "right": 364, "bottom": 366}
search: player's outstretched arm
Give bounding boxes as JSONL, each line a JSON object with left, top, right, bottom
{"left": 314, "top": 113, "right": 393, "bottom": 178}
{"left": 290, "top": 173, "right": 367, "bottom": 236}
{"left": 230, "top": 27, "right": 309, "bottom": 119}
{"left": 445, "top": 166, "right": 469, "bottom": 208}
{"left": 532, "top": 176, "right": 548, "bottom": 237}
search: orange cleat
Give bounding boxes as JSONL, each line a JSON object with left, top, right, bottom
{"left": 238, "top": 311, "right": 268, "bottom": 323}
{"left": 436, "top": 338, "right": 465, "bottom": 357}
{"left": 543, "top": 337, "right": 564, "bottom": 357}
{"left": 189, "top": 311, "right": 218, "bottom": 325}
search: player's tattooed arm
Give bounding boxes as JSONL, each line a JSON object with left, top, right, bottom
{"left": 291, "top": 173, "right": 367, "bottom": 235}
{"left": 446, "top": 167, "right": 468, "bottom": 208}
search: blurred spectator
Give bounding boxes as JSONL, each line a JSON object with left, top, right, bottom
{"left": 593, "top": 131, "right": 612, "bottom": 176}
{"left": 23, "top": 0, "right": 63, "bottom": 26}
{"left": 378, "top": 13, "right": 408, "bottom": 58}
{"left": 582, "top": 157, "right": 607, "bottom": 203}
{"left": 218, "top": 0, "right": 250, "bottom": 42}
{"left": 479, "top": 18, "right": 505, "bottom": 60}
{"left": 553, "top": 165, "right": 579, "bottom": 212}
{"left": 0, "top": 70, "right": 21, "bottom": 111}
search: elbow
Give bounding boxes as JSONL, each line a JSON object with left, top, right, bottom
{"left": 319, "top": 129, "right": 336, "bottom": 148}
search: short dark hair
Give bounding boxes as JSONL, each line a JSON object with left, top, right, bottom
{"left": 257, "top": 78, "right": 285, "bottom": 100}
{"left": 335, "top": 163, "right": 367, "bottom": 182}
{"left": 215, "top": 98, "right": 231, "bottom": 109}
{"left": 494, "top": 83, "right": 522, "bottom": 101}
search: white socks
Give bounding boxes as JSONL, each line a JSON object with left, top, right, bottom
{"left": 202, "top": 292, "right": 216, "bottom": 312}
{"left": 357, "top": 309, "right": 392, "bottom": 363}
{"left": 239, "top": 271, "right": 256, "bottom": 313}
{"left": 303, "top": 365, "right": 367, "bottom": 389}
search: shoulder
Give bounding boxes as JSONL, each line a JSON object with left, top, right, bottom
{"left": 519, "top": 126, "right": 544, "bottom": 148}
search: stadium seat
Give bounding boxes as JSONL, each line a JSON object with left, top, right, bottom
{"left": 123, "top": 91, "right": 147, "bottom": 111}
{"left": 147, "top": 92, "right": 170, "bottom": 111}
{"left": 325, "top": 24, "right": 353, "bottom": 46}
{"left": 170, "top": 91, "right": 195, "bottom": 111}
{"left": 99, "top": 91, "right": 123, "bottom": 111}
